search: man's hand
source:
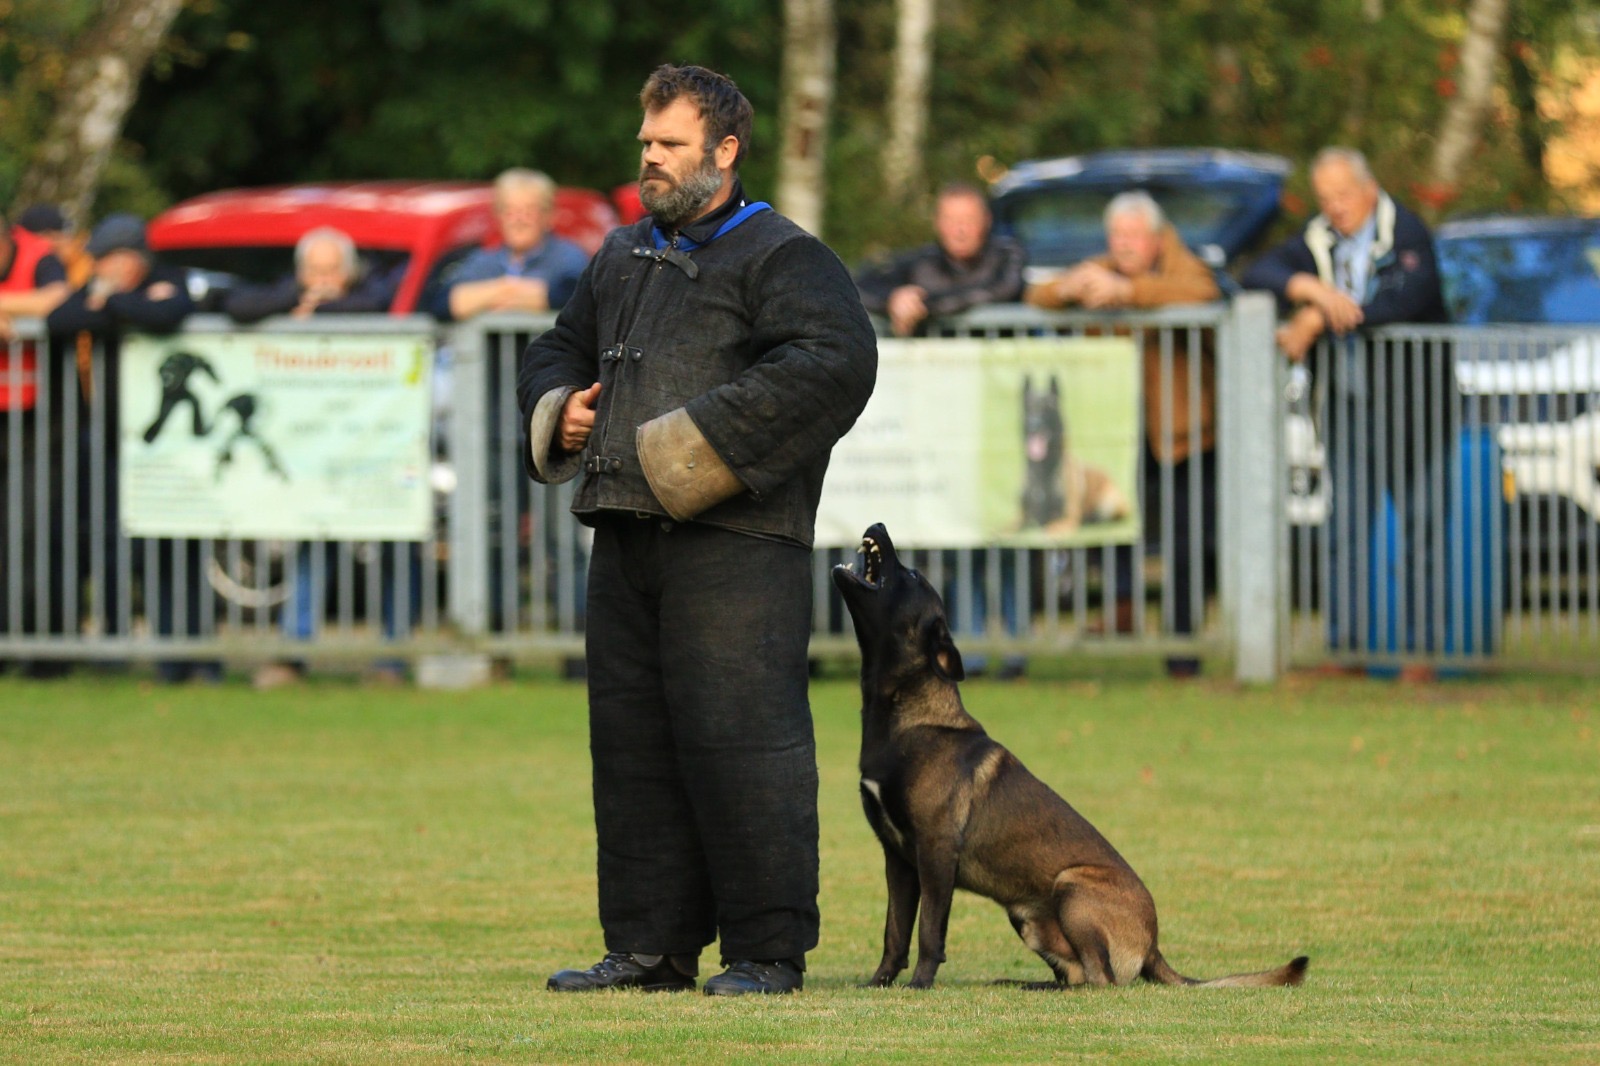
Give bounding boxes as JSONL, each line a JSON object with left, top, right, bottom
{"left": 1074, "top": 263, "right": 1135, "bottom": 309}
{"left": 1276, "top": 304, "right": 1327, "bottom": 362}
{"left": 491, "top": 277, "right": 550, "bottom": 312}
{"left": 293, "top": 284, "right": 341, "bottom": 319}
{"left": 558, "top": 382, "right": 602, "bottom": 453}
{"left": 1286, "top": 272, "right": 1364, "bottom": 333}
{"left": 886, "top": 284, "right": 928, "bottom": 337}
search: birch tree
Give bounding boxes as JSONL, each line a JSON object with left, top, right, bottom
{"left": 14, "top": 0, "right": 185, "bottom": 228}
{"left": 881, "top": 0, "right": 934, "bottom": 205}
{"left": 1427, "top": 0, "right": 1511, "bottom": 202}
{"left": 776, "top": 0, "right": 837, "bottom": 235}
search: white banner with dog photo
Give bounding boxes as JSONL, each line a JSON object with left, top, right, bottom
{"left": 118, "top": 332, "right": 434, "bottom": 540}
{"left": 815, "top": 337, "right": 1141, "bottom": 548}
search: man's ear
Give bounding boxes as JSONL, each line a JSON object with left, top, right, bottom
{"left": 927, "top": 616, "right": 965, "bottom": 682}
{"left": 714, "top": 135, "right": 739, "bottom": 173}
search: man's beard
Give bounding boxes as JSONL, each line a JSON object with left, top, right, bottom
{"left": 639, "top": 150, "right": 724, "bottom": 230}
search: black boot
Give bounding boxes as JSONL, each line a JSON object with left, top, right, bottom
{"left": 703, "top": 958, "right": 804, "bottom": 996}
{"left": 546, "top": 952, "right": 696, "bottom": 992}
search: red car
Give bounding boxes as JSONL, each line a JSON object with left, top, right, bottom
{"left": 147, "top": 180, "right": 624, "bottom": 315}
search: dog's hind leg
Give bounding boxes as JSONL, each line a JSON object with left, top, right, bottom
{"left": 1007, "top": 906, "right": 1082, "bottom": 989}
{"left": 868, "top": 850, "right": 919, "bottom": 987}
{"left": 1054, "top": 867, "right": 1154, "bottom": 986}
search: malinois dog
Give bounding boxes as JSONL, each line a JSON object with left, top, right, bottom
{"left": 832, "top": 522, "right": 1308, "bottom": 991}
{"left": 1020, "top": 374, "right": 1130, "bottom": 535}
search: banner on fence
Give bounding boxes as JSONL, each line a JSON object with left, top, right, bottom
{"left": 814, "top": 336, "right": 1141, "bottom": 548}
{"left": 119, "top": 332, "right": 433, "bottom": 539}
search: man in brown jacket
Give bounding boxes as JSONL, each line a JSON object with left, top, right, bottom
{"left": 1024, "top": 191, "right": 1220, "bottom": 675}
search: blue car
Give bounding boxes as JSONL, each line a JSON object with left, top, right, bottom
{"left": 1439, "top": 215, "right": 1600, "bottom": 576}
{"left": 1437, "top": 215, "right": 1600, "bottom": 325}
{"left": 988, "top": 147, "right": 1291, "bottom": 276}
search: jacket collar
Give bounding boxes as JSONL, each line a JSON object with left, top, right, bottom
{"left": 1304, "top": 190, "right": 1397, "bottom": 285}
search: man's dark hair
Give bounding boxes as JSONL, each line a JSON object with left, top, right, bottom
{"left": 640, "top": 64, "right": 753, "bottom": 169}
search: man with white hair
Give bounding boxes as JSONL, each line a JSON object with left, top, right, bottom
{"left": 224, "top": 226, "right": 397, "bottom": 323}
{"left": 434, "top": 168, "right": 589, "bottom": 320}
{"left": 1241, "top": 148, "right": 1451, "bottom": 669}
{"left": 1025, "top": 190, "right": 1222, "bottom": 675}
{"left": 1241, "top": 147, "right": 1446, "bottom": 361}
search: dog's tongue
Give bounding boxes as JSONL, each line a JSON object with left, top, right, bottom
{"left": 1027, "top": 433, "right": 1048, "bottom": 462}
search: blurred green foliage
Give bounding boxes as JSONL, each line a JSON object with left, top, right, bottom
{"left": 1, "top": 0, "right": 1595, "bottom": 263}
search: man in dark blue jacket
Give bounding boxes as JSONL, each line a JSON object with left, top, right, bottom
{"left": 520, "top": 65, "right": 876, "bottom": 996}
{"left": 1241, "top": 148, "right": 1453, "bottom": 663}
{"left": 48, "top": 213, "right": 206, "bottom": 681}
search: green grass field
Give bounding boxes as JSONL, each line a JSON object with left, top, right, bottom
{"left": 2, "top": 665, "right": 1598, "bottom": 1064}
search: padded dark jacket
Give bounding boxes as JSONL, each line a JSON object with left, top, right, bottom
{"left": 517, "top": 202, "right": 877, "bottom": 548}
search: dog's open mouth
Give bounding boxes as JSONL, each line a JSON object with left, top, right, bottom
{"left": 855, "top": 533, "right": 884, "bottom": 588}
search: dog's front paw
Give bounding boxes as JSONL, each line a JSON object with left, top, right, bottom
{"left": 864, "top": 968, "right": 900, "bottom": 988}
{"left": 906, "top": 975, "right": 937, "bottom": 990}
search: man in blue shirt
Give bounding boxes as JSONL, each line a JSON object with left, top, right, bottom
{"left": 433, "top": 168, "right": 590, "bottom": 320}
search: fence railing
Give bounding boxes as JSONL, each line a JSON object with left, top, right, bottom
{"left": 7, "top": 303, "right": 1597, "bottom": 679}
{"left": 1285, "top": 322, "right": 1600, "bottom": 672}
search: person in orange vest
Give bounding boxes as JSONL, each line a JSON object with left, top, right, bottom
{"left": 0, "top": 209, "right": 72, "bottom": 677}
{"left": 0, "top": 209, "right": 71, "bottom": 346}
{"left": 15, "top": 204, "right": 92, "bottom": 289}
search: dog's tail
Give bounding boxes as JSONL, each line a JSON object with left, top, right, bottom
{"left": 1141, "top": 951, "right": 1308, "bottom": 988}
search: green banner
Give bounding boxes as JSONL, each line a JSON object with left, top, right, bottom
{"left": 119, "top": 332, "right": 433, "bottom": 540}
{"left": 816, "top": 336, "right": 1141, "bottom": 548}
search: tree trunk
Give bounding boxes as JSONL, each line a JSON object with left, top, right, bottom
{"left": 13, "top": 0, "right": 185, "bottom": 230}
{"left": 1427, "top": 0, "right": 1510, "bottom": 203}
{"left": 776, "top": 0, "right": 837, "bottom": 236}
{"left": 882, "top": 0, "right": 934, "bottom": 205}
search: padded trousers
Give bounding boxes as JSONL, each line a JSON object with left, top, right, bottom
{"left": 583, "top": 513, "right": 820, "bottom": 963}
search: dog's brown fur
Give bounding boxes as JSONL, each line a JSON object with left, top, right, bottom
{"left": 833, "top": 523, "right": 1308, "bottom": 991}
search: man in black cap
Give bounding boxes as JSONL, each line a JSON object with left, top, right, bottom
{"left": 49, "top": 212, "right": 207, "bottom": 683}
{"left": 50, "top": 212, "right": 193, "bottom": 336}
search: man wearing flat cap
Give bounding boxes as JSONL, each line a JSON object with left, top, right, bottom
{"left": 49, "top": 213, "right": 205, "bottom": 681}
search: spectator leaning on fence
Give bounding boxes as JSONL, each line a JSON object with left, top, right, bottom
{"left": 1239, "top": 147, "right": 1452, "bottom": 671}
{"left": 431, "top": 168, "right": 590, "bottom": 320}
{"left": 1025, "top": 190, "right": 1221, "bottom": 676}
{"left": 0, "top": 209, "right": 75, "bottom": 677}
{"left": 46, "top": 213, "right": 205, "bottom": 682}
{"left": 854, "top": 183, "right": 1025, "bottom": 337}
{"left": 0, "top": 209, "right": 72, "bottom": 340}
{"left": 15, "top": 203, "right": 93, "bottom": 288}
{"left": 224, "top": 226, "right": 397, "bottom": 324}
{"left": 224, "top": 226, "right": 411, "bottom": 689}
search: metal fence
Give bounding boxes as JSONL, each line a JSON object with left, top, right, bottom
{"left": 7, "top": 302, "right": 1598, "bottom": 679}
{"left": 1, "top": 315, "right": 450, "bottom": 670}
{"left": 1284, "top": 323, "right": 1600, "bottom": 672}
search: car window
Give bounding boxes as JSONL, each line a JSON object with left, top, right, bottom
{"left": 155, "top": 246, "right": 410, "bottom": 287}
{"left": 1438, "top": 227, "right": 1600, "bottom": 325}
{"left": 999, "top": 186, "right": 1258, "bottom": 270}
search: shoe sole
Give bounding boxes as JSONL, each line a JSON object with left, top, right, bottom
{"left": 546, "top": 979, "right": 695, "bottom": 993}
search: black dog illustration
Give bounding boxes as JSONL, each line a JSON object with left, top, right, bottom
{"left": 1019, "top": 374, "right": 1131, "bottom": 533}
{"left": 213, "top": 393, "right": 288, "bottom": 482}
{"left": 833, "top": 522, "right": 1308, "bottom": 991}
{"left": 142, "top": 350, "right": 220, "bottom": 443}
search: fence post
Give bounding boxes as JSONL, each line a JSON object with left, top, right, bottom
{"left": 1221, "top": 293, "right": 1284, "bottom": 682}
{"left": 446, "top": 322, "right": 490, "bottom": 636}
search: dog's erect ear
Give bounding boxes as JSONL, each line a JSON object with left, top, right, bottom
{"left": 926, "top": 616, "right": 966, "bottom": 682}
{"left": 1049, "top": 374, "right": 1060, "bottom": 397}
